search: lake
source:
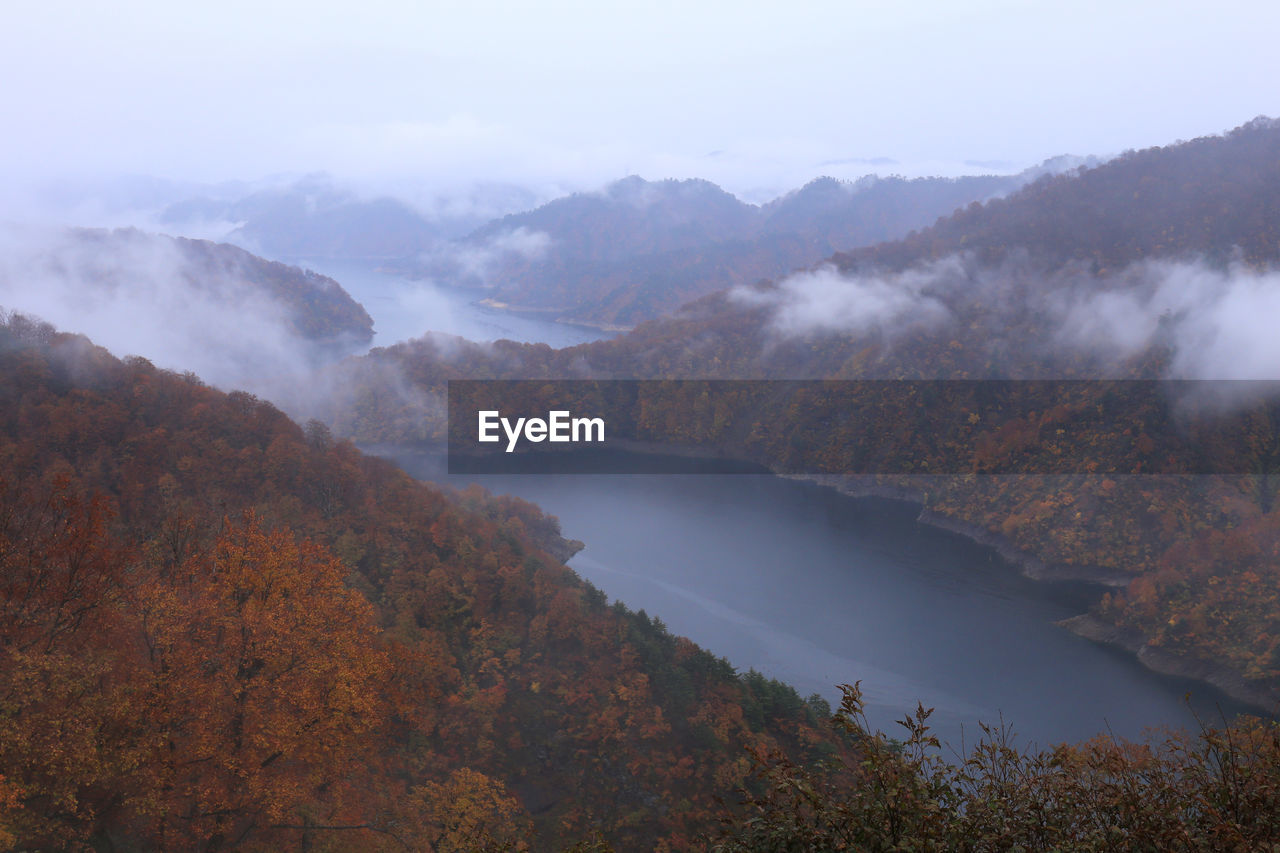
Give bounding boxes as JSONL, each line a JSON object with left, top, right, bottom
{"left": 391, "top": 454, "right": 1259, "bottom": 749}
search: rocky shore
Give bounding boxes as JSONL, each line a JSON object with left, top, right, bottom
{"left": 1060, "top": 613, "right": 1279, "bottom": 712}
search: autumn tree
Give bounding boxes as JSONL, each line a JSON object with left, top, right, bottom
{"left": 0, "top": 475, "right": 142, "bottom": 848}
{"left": 134, "top": 512, "right": 391, "bottom": 850}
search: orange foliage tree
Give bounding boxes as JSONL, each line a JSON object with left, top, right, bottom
{"left": 133, "top": 512, "right": 392, "bottom": 850}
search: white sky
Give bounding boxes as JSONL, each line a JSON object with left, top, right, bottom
{"left": 3, "top": 0, "right": 1278, "bottom": 199}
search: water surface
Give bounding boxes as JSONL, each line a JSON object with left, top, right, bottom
{"left": 392, "top": 452, "right": 1259, "bottom": 749}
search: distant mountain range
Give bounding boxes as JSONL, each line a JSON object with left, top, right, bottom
{"left": 414, "top": 158, "right": 1095, "bottom": 329}
{"left": 158, "top": 174, "right": 544, "bottom": 261}
{"left": 42, "top": 161, "right": 1104, "bottom": 334}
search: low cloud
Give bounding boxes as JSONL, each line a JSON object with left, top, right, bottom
{"left": 731, "top": 259, "right": 958, "bottom": 340}
{"left": 483, "top": 226, "right": 552, "bottom": 260}
{"left": 429, "top": 226, "right": 553, "bottom": 288}
{"left": 739, "top": 253, "right": 1280, "bottom": 383}
{"left": 0, "top": 225, "right": 337, "bottom": 400}
{"left": 1053, "top": 258, "right": 1280, "bottom": 380}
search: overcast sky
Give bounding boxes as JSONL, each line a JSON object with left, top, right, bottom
{"left": 3, "top": 0, "right": 1278, "bottom": 200}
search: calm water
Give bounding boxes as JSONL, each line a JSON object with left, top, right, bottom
{"left": 390, "top": 452, "right": 1261, "bottom": 749}
{"left": 296, "top": 259, "right": 612, "bottom": 349}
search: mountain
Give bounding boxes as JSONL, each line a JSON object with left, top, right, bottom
{"left": 0, "top": 226, "right": 374, "bottom": 362}
{"left": 159, "top": 174, "right": 545, "bottom": 261}
{"left": 470, "top": 175, "right": 761, "bottom": 262}
{"left": 0, "top": 313, "right": 836, "bottom": 850}
{"left": 420, "top": 168, "right": 1040, "bottom": 329}
{"left": 161, "top": 176, "right": 444, "bottom": 261}
{"left": 760, "top": 172, "right": 1015, "bottom": 247}
{"left": 833, "top": 115, "right": 1280, "bottom": 273}
{"left": 158, "top": 230, "right": 375, "bottom": 344}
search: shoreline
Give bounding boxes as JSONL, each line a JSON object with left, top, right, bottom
{"left": 1060, "top": 613, "right": 1279, "bottom": 713}
{"left": 375, "top": 441, "right": 1280, "bottom": 717}
{"left": 476, "top": 297, "right": 634, "bottom": 334}
{"left": 789, "top": 475, "right": 1132, "bottom": 588}
{"left": 782, "top": 474, "right": 1130, "bottom": 587}
{"left": 784, "top": 473, "right": 1279, "bottom": 715}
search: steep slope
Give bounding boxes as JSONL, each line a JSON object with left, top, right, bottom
{"left": 162, "top": 233, "right": 374, "bottom": 344}
{"left": 833, "top": 115, "right": 1280, "bottom": 273}
{"left": 0, "top": 312, "right": 835, "bottom": 851}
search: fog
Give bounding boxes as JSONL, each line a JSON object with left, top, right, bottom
{"left": 440, "top": 227, "right": 554, "bottom": 288}
{"left": 1054, "top": 259, "right": 1280, "bottom": 380}
{"left": 737, "top": 255, "right": 1280, "bottom": 381}
{"left": 3, "top": 1, "right": 1277, "bottom": 218}
{"left": 0, "top": 225, "right": 345, "bottom": 398}
{"left": 733, "top": 260, "right": 959, "bottom": 340}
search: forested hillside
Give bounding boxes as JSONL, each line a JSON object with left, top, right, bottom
{"left": 9, "top": 319, "right": 1280, "bottom": 852}
{"left": 0, "top": 313, "right": 836, "bottom": 851}
{"left": 834, "top": 115, "right": 1280, "bottom": 273}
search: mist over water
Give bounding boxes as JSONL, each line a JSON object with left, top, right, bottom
{"left": 296, "top": 259, "right": 612, "bottom": 349}
{"left": 393, "top": 455, "right": 1257, "bottom": 748}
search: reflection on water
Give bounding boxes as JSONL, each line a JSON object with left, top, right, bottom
{"left": 389, "top": 452, "right": 1260, "bottom": 748}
